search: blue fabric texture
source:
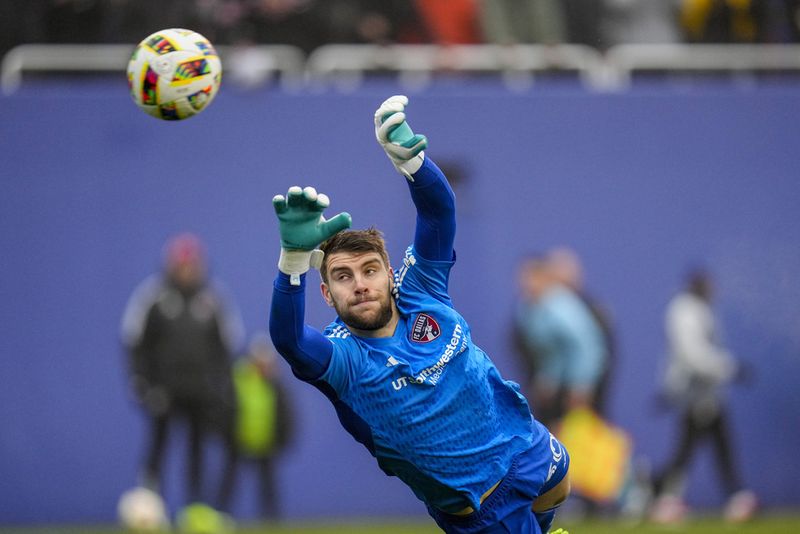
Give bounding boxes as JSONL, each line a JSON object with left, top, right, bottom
{"left": 427, "top": 421, "right": 570, "bottom": 534}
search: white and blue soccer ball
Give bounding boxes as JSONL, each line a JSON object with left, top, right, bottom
{"left": 117, "top": 486, "right": 169, "bottom": 532}
{"left": 127, "top": 28, "right": 222, "bottom": 120}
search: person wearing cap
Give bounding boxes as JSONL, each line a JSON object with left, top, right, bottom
{"left": 120, "top": 233, "right": 245, "bottom": 519}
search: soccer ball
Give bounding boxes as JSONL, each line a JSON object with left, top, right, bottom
{"left": 127, "top": 28, "right": 222, "bottom": 120}
{"left": 117, "top": 486, "right": 169, "bottom": 531}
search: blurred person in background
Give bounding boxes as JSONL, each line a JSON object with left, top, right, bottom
{"left": 228, "top": 0, "right": 328, "bottom": 53}
{"left": 513, "top": 249, "right": 608, "bottom": 429}
{"left": 513, "top": 255, "right": 548, "bottom": 411}
{"left": 222, "top": 0, "right": 426, "bottom": 52}
{"left": 120, "top": 233, "right": 244, "bottom": 528}
{"left": 562, "top": 0, "right": 605, "bottom": 48}
{"left": 320, "top": 0, "right": 429, "bottom": 46}
{"left": 600, "top": 0, "right": 682, "bottom": 47}
{"left": 679, "top": 0, "right": 771, "bottom": 43}
{"left": 0, "top": 0, "right": 45, "bottom": 55}
{"left": 775, "top": 0, "right": 800, "bottom": 41}
{"left": 41, "top": 0, "right": 105, "bottom": 43}
{"left": 546, "top": 247, "right": 616, "bottom": 418}
{"left": 414, "top": 0, "right": 482, "bottom": 44}
{"left": 102, "top": 0, "right": 218, "bottom": 43}
{"left": 649, "top": 269, "right": 757, "bottom": 524}
{"left": 233, "top": 332, "right": 295, "bottom": 521}
{"left": 477, "top": 0, "right": 567, "bottom": 45}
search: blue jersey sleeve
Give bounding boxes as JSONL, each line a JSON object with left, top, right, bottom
{"left": 394, "top": 245, "right": 454, "bottom": 308}
{"left": 407, "top": 157, "right": 456, "bottom": 262}
{"left": 318, "top": 333, "right": 362, "bottom": 394}
{"left": 269, "top": 272, "right": 334, "bottom": 381}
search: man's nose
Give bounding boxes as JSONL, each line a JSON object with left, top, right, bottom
{"left": 353, "top": 275, "right": 369, "bottom": 292}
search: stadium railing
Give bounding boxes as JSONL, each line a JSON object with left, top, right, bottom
{"left": 4, "top": 42, "right": 800, "bottom": 95}
{"left": 304, "top": 43, "right": 606, "bottom": 90}
{"left": 0, "top": 43, "right": 306, "bottom": 95}
{"left": 603, "top": 43, "right": 800, "bottom": 88}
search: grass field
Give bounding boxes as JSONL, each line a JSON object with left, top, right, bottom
{"left": 2, "top": 515, "right": 800, "bottom": 534}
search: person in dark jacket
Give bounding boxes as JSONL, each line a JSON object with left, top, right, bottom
{"left": 121, "top": 233, "right": 244, "bottom": 515}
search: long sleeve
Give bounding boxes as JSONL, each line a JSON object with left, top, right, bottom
{"left": 269, "top": 272, "right": 334, "bottom": 381}
{"left": 211, "top": 281, "right": 245, "bottom": 356}
{"left": 407, "top": 157, "right": 456, "bottom": 262}
{"left": 120, "top": 275, "right": 161, "bottom": 395}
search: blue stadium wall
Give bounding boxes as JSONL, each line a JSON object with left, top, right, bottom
{"left": 1, "top": 79, "right": 798, "bottom": 524}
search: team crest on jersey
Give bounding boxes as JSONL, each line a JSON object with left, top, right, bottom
{"left": 411, "top": 313, "right": 441, "bottom": 343}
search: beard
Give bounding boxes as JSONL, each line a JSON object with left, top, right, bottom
{"left": 333, "top": 288, "right": 394, "bottom": 332}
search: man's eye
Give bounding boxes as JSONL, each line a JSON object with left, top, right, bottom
{"left": 336, "top": 274, "right": 350, "bottom": 281}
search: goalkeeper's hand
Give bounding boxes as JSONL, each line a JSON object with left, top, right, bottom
{"left": 273, "top": 186, "right": 351, "bottom": 285}
{"left": 374, "top": 95, "right": 428, "bottom": 179}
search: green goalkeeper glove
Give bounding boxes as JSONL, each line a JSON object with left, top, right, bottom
{"left": 374, "top": 95, "right": 428, "bottom": 179}
{"left": 273, "top": 186, "right": 351, "bottom": 285}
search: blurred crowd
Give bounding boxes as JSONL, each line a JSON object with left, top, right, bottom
{"left": 3, "top": 0, "right": 800, "bottom": 57}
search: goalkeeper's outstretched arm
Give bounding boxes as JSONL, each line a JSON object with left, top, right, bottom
{"left": 269, "top": 186, "right": 351, "bottom": 381}
{"left": 270, "top": 273, "right": 334, "bottom": 381}
{"left": 374, "top": 95, "right": 456, "bottom": 262}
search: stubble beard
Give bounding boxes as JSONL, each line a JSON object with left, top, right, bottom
{"left": 334, "top": 289, "right": 394, "bottom": 332}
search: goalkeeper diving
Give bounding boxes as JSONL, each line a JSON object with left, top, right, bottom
{"left": 268, "top": 95, "right": 571, "bottom": 533}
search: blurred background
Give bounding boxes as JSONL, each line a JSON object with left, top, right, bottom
{"left": 1, "top": 0, "right": 799, "bottom": 530}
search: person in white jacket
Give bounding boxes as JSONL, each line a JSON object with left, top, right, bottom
{"left": 649, "top": 269, "right": 756, "bottom": 524}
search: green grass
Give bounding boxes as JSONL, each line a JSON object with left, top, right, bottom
{"left": 2, "top": 515, "right": 800, "bottom": 534}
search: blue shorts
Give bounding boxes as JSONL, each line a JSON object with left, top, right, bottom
{"left": 426, "top": 427, "right": 569, "bottom": 534}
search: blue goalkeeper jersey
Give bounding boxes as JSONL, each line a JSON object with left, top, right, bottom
{"left": 318, "top": 245, "right": 540, "bottom": 513}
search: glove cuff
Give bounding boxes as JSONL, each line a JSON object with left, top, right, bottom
{"left": 278, "top": 248, "right": 324, "bottom": 286}
{"left": 393, "top": 151, "right": 425, "bottom": 180}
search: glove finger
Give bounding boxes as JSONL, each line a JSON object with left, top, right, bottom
{"left": 401, "top": 133, "right": 427, "bottom": 150}
{"left": 404, "top": 136, "right": 428, "bottom": 158}
{"left": 374, "top": 108, "right": 404, "bottom": 130}
{"left": 384, "top": 135, "right": 427, "bottom": 160}
{"left": 383, "top": 95, "right": 408, "bottom": 107}
{"left": 302, "top": 186, "right": 318, "bottom": 207}
{"left": 302, "top": 187, "right": 330, "bottom": 215}
{"left": 374, "top": 100, "right": 406, "bottom": 125}
{"left": 286, "top": 186, "right": 305, "bottom": 207}
{"left": 376, "top": 102, "right": 406, "bottom": 119}
{"left": 377, "top": 112, "right": 406, "bottom": 143}
{"left": 375, "top": 95, "right": 407, "bottom": 116}
{"left": 320, "top": 212, "right": 352, "bottom": 240}
{"left": 272, "top": 194, "right": 287, "bottom": 214}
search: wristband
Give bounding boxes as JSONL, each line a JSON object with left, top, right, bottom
{"left": 278, "top": 248, "right": 324, "bottom": 286}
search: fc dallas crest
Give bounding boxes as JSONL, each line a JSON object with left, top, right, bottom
{"left": 411, "top": 313, "right": 441, "bottom": 343}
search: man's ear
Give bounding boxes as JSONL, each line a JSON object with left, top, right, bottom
{"left": 320, "top": 282, "right": 334, "bottom": 307}
{"left": 386, "top": 261, "right": 394, "bottom": 287}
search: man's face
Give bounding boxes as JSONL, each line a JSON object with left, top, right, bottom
{"left": 519, "top": 261, "right": 550, "bottom": 301}
{"left": 171, "top": 259, "right": 206, "bottom": 289}
{"left": 321, "top": 251, "right": 395, "bottom": 333}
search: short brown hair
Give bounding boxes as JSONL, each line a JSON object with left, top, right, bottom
{"left": 319, "top": 227, "right": 390, "bottom": 284}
